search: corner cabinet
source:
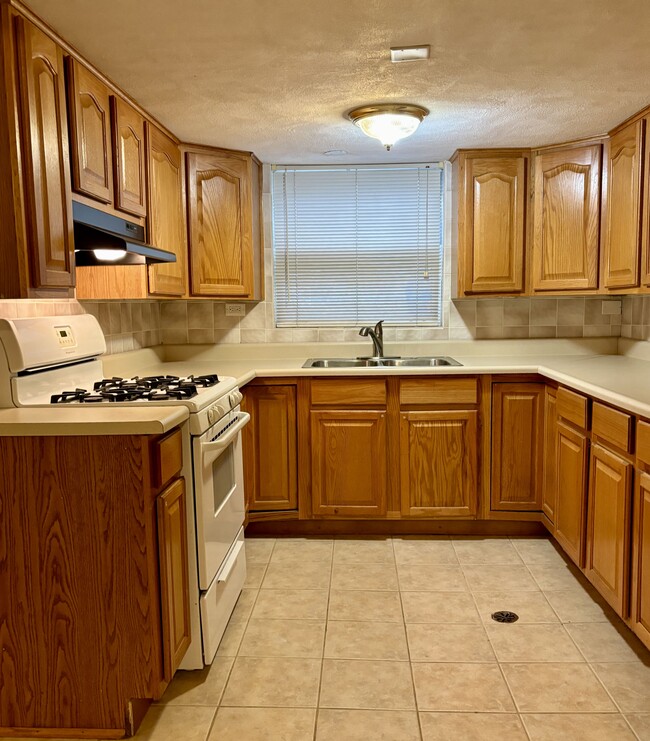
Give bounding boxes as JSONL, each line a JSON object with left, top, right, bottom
{"left": 186, "top": 147, "right": 263, "bottom": 299}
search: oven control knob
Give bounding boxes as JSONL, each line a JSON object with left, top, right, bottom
{"left": 229, "top": 390, "right": 243, "bottom": 407}
{"left": 208, "top": 403, "right": 227, "bottom": 424}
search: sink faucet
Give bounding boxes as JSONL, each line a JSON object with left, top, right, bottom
{"left": 359, "top": 320, "right": 384, "bottom": 357}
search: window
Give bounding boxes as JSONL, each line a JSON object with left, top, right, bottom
{"left": 272, "top": 164, "right": 444, "bottom": 327}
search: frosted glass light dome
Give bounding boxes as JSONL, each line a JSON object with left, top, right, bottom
{"left": 348, "top": 104, "right": 429, "bottom": 150}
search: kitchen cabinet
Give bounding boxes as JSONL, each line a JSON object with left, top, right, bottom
{"left": 631, "top": 470, "right": 650, "bottom": 647}
{"left": 603, "top": 119, "right": 645, "bottom": 289}
{"left": 531, "top": 144, "right": 601, "bottom": 292}
{"left": 490, "top": 383, "right": 544, "bottom": 511}
{"left": 186, "top": 147, "right": 263, "bottom": 299}
{"left": 542, "top": 387, "right": 558, "bottom": 524}
{"left": 147, "top": 123, "right": 187, "bottom": 296}
{"left": 400, "top": 410, "right": 478, "bottom": 517}
{"left": 453, "top": 150, "right": 527, "bottom": 295}
{"left": 111, "top": 95, "right": 147, "bottom": 217}
{"left": 242, "top": 383, "right": 298, "bottom": 513}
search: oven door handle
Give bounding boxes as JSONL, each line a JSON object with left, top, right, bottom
{"left": 200, "top": 411, "right": 250, "bottom": 466}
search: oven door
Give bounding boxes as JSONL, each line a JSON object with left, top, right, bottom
{"left": 193, "top": 408, "right": 250, "bottom": 591}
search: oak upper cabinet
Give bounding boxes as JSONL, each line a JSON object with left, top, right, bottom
{"left": 66, "top": 59, "right": 112, "bottom": 203}
{"left": 147, "top": 124, "right": 187, "bottom": 296}
{"left": 186, "top": 147, "right": 263, "bottom": 299}
{"left": 603, "top": 119, "right": 645, "bottom": 289}
{"left": 542, "top": 387, "right": 558, "bottom": 524}
{"left": 632, "top": 469, "right": 650, "bottom": 647}
{"left": 453, "top": 150, "right": 527, "bottom": 295}
{"left": 111, "top": 95, "right": 147, "bottom": 217}
{"left": 13, "top": 16, "right": 75, "bottom": 292}
{"left": 491, "top": 383, "right": 544, "bottom": 511}
{"left": 531, "top": 144, "right": 601, "bottom": 291}
{"left": 400, "top": 410, "right": 478, "bottom": 518}
{"left": 242, "top": 383, "right": 298, "bottom": 512}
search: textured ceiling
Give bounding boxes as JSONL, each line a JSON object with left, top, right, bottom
{"left": 25, "top": 0, "right": 650, "bottom": 164}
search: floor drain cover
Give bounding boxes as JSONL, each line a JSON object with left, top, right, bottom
{"left": 491, "top": 610, "right": 519, "bottom": 623}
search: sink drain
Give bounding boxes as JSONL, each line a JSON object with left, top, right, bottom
{"left": 491, "top": 610, "right": 519, "bottom": 623}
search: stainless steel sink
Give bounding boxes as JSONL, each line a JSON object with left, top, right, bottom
{"left": 303, "top": 356, "right": 462, "bottom": 368}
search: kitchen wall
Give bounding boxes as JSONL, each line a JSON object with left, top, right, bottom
{"left": 621, "top": 296, "right": 650, "bottom": 340}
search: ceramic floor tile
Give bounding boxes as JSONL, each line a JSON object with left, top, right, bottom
{"left": 521, "top": 713, "right": 636, "bottom": 740}
{"left": 319, "top": 659, "right": 416, "bottom": 710}
{"left": 486, "top": 622, "right": 583, "bottom": 662}
{"left": 156, "top": 657, "right": 234, "bottom": 706}
{"left": 591, "top": 662, "right": 650, "bottom": 712}
{"left": 527, "top": 562, "right": 586, "bottom": 591}
{"left": 324, "top": 620, "right": 408, "bottom": 660}
{"left": 452, "top": 536, "right": 523, "bottom": 564}
{"left": 316, "top": 709, "right": 421, "bottom": 741}
{"left": 221, "top": 657, "right": 321, "bottom": 707}
{"left": 407, "top": 623, "right": 495, "bottom": 662}
{"left": 208, "top": 707, "right": 316, "bottom": 741}
{"left": 625, "top": 713, "right": 650, "bottom": 740}
{"left": 333, "top": 538, "right": 394, "bottom": 563}
{"left": 216, "top": 620, "right": 247, "bottom": 657}
{"left": 271, "top": 538, "right": 333, "bottom": 563}
{"left": 331, "top": 562, "right": 398, "bottom": 591}
{"left": 328, "top": 590, "right": 403, "bottom": 622}
{"left": 472, "top": 590, "right": 559, "bottom": 624}
{"left": 133, "top": 705, "right": 217, "bottom": 741}
{"left": 244, "top": 538, "right": 276, "bottom": 564}
{"left": 397, "top": 564, "right": 467, "bottom": 592}
{"left": 510, "top": 537, "right": 568, "bottom": 565}
{"left": 262, "top": 561, "right": 331, "bottom": 590}
{"left": 462, "top": 564, "right": 539, "bottom": 592}
{"left": 412, "top": 663, "right": 515, "bottom": 711}
{"left": 392, "top": 537, "right": 458, "bottom": 565}
{"left": 229, "top": 589, "right": 259, "bottom": 623}
{"left": 251, "top": 589, "right": 329, "bottom": 620}
{"left": 419, "top": 712, "right": 527, "bottom": 740}
{"left": 502, "top": 663, "right": 617, "bottom": 712}
{"left": 244, "top": 562, "right": 268, "bottom": 589}
{"left": 544, "top": 586, "right": 613, "bottom": 623}
{"left": 400, "top": 591, "right": 480, "bottom": 624}
{"left": 565, "top": 622, "right": 649, "bottom": 663}
{"left": 238, "top": 619, "right": 326, "bottom": 658}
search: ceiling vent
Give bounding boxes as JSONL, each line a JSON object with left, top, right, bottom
{"left": 390, "top": 45, "right": 430, "bottom": 63}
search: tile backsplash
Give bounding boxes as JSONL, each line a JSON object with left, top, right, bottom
{"left": 621, "top": 296, "right": 650, "bottom": 340}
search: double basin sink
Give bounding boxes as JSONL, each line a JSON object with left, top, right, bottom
{"left": 303, "top": 356, "right": 462, "bottom": 368}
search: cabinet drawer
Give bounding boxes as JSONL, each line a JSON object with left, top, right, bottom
{"left": 638, "top": 421, "right": 650, "bottom": 467}
{"left": 592, "top": 402, "right": 632, "bottom": 453}
{"left": 557, "top": 387, "right": 588, "bottom": 429}
{"left": 311, "top": 378, "right": 386, "bottom": 407}
{"left": 152, "top": 428, "right": 183, "bottom": 489}
{"left": 399, "top": 377, "right": 478, "bottom": 406}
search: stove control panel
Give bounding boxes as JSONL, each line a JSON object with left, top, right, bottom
{"left": 54, "top": 326, "right": 76, "bottom": 347}
{"left": 207, "top": 403, "right": 228, "bottom": 425}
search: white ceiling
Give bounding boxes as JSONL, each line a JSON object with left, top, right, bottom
{"left": 26, "top": 0, "right": 650, "bottom": 164}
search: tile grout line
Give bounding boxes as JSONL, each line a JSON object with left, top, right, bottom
{"left": 313, "top": 543, "right": 335, "bottom": 741}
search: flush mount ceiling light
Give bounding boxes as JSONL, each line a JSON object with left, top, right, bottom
{"left": 347, "top": 104, "right": 429, "bottom": 151}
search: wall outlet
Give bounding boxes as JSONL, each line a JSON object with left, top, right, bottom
{"left": 601, "top": 300, "right": 622, "bottom": 316}
{"left": 225, "top": 303, "right": 246, "bottom": 317}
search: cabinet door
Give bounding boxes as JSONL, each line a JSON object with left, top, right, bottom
{"left": 66, "top": 59, "right": 112, "bottom": 203}
{"left": 15, "top": 17, "right": 74, "bottom": 290}
{"left": 603, "top": 120, "right": 645, "bottom": 289}
{"left": 187, "top": 151, "right": 255, "bottom": 297}
{"left": 400, "top": 410, "right": 478, "bottom": 518}
{"left": 242, "top": 385, "right": 297, "bottom": 511}
{"left": 311, "top": 410, "right": 387, "bottom": 517}
{"left": 542, "top": 388, "right": 558, "bottom": 524}
{"left": 491, "top": 383, "right": 544, "bottom": 511}
{"left": 632, "top": 471, "right": 650, "bottom": 648}
{"left": 554, "top": 420, "right": 589, "bottom": 567}
{"left": 460, "top": 155, "right": 525, "bottom": 294}
{"left": 532, "top": 145, "right": 601, "bottom": 291}
{"left": 111, "top": 96, "right": 147, "bottom": 217}
{"left": 157, "top": 477, "right": 191, "bottom": 682}
{"left": 585, "top": 445, "right": 632, "bottom": 616}
{"left": 147, "top": 124, "right": 187, "bottom": 296}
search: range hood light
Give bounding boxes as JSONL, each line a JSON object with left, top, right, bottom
{"left": 93, "top": 248, "right": 127, "bottom": 262}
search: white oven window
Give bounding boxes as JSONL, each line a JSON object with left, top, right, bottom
{"left": 211, "top": 444, "right": 236, "bottom": 513}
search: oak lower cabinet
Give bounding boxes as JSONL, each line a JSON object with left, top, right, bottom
{"left": 490, "top": 383, "right": 544, "bottom": 511}
{"left": 311, "top": 410, "right": 387, "bottom": 517}
{"left": 242, "top": 383, "right": 298, "bottom": 513}
{"left": 542, "top": 387, "right": 558, "bottom": 523}
{"left": 631, "top": 471, "right": 650, "bottom": 646}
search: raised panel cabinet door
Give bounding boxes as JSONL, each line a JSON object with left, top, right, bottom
{"left": 111, "top": 96, "right": 147, "bottom": 217}
{"left": 187, "top": 151, "right": 254, "bottom": 297}
{"left": 491, "top": 383, "right": 544, "bottom": 511}
{"left": 462, "top": 155, "right": 525, "bottom": 294}
{"left": 400, "top": 410, "right": 478, "bottom": 518}
{"left": 554, "top": 420, "right": 589, "bottom": 567}
{"left": 603, "top": 120, "right": 645, "bottom": 289}
{"left": 15, "top": 17, "right": 74, "bottom": 290}
{"left": 66, "top": 58, "right": 112, "bottom": 203}
{"left": 311, "top": 410, "right": 387, "bottom": 517}
{"left": 147, "top": 124, "right": 187, "bottom": 296}
{"left": 542, "top": 388, "right": 558, "bottom": 524}
{"left": 632, "top": 471, "right": 650, "bottom": 648}
{"left": 585, "top": 444, "right": 632, "bottom": 616}
{"left": 532, "top": 145, "right": 601, "bottom": 291}
{"left": 242, "top": 385, "right": 298, "bottom": 511}
{"left": 157, "top": 477, "right": 191, "bottom": 682}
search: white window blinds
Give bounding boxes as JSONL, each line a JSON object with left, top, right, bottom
{"left": 272, "top": 164, "right": 444, "bottom": 327}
